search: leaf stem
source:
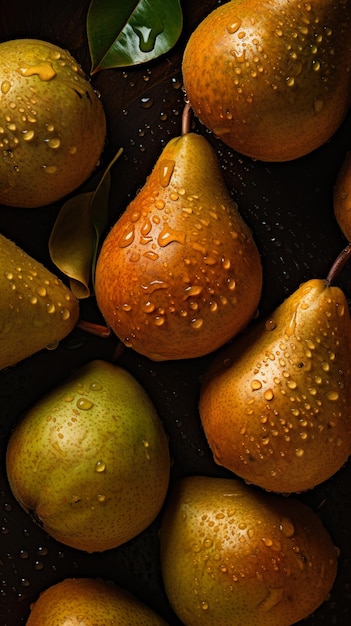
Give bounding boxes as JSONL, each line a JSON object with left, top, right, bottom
{"left": 326, "top": 243, "right": 351, "bottom": 285}
{"left": 182, "top": 102, "right": 192, "bottom": 136}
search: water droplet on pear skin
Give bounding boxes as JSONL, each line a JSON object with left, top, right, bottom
{"left": 76, "top": 397, "right": 94, "bottom": 410}
{"left": 95, "top": 460, "right": 106, "bottom": 473}
{"left": 159, "top": 159, "right": 175, "bottom": 187}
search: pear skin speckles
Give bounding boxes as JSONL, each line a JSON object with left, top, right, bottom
{"left": 95, "top": 133, "right": 262, "bottom": 360}
{"left": 25, "top": 578, "right": 168, "bottom": 625}
{"left": 0, "top": 38, "right": 106, "bottom": 207}
{"left": 0, "top": 233, "right": 79, "bottom": 369}
{"left": 182, "top": 0, "right": 351, "bottom": 161}
{"left": 6, "top": 360, "right": 170, "bottom": 553}
{"left": 160, "top": 476, "right": 337, "bottom": 626}
{"left": 200, "top": 279, "right": 351, "bottom": 493}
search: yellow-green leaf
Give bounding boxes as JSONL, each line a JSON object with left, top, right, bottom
{"left": 49, "top": 192, "right": 96, "bottom": 299}
{"left": 49, "top": 149, "right": 123, "bottom": 298}
{"left": 87, "top": 0, "right": 183, "bottom": 73}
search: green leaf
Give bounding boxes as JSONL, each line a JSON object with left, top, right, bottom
{"left": 87, "top": 0, "right": 183, "bottom": 73}
{"left": 49, "top": 149, "right": 123, "bottom": 299}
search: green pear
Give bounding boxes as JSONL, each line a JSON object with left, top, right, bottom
{"left": 0, "top": 38, "right": 106, "bottom": 208}
{"left": 0, "top": 232, "right": 79, "bottom": 370}
{"left": 199, "top": 277, "right": 351, "bottom": 493}
{"left": 6, "top": 359, "right": 170, "bottom": 552}
{"left": 26, "top": 578, "right": 168, "bottom": 625}
{"left": 182, "top": 0, "right": 351, "bottom": 161}
{"left": 160, "top": 475, "right": 338, "bottom": 626}
{"left": 95, "top": 131, "right": 262, "bottom": 360}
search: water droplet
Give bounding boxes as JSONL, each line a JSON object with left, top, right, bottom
{"left": 140, "top": 96, "right": 154, "bottom": 109}
{"left": 19, "top": 549, "right": 29, "bottom": 559}
{"left": 90, "top": 382, "right": 102, "bottom": 391}
{"left": 191, "top": 317, "right": 204, "bottom": 330}
{"left": 19, "top": 61, "right": 57, "bottom": 81}
{"left": 36, "top": 286, "right": 47, "bottom": 297}
{"left": 97, "top": 494, "right": 106, "bottom": 503}
{"left": 76, "top": 397, "right": 94, "bottom": 410}
{"left": 171, "top": 76, "right": 182, "bottom": 90}
{"left": 279, "top": 517, "right": 295, "bottom": 537}
{"left": 154, "top": 316, "right": 165, "bottom": 327}
{"left": 47, "top": 137, "right": 61, "bottom": 149}
{"left": 43, "top": 165, "right": 58, "bottom": 174}
{"left": 159, "top": 159, "right": 175, "bottom": 187}
{"left": 263, "top": 316, "right": 276, "bottom": 331}
{"left": 142, "top": 301, "right": 156, "bottom": 313}
{"left": 251, "top": 379, "right": 262, "bottom": 391}
{"left": 327, "top": 391, "right": 339, "bottom": 401}
{"left": 262, "top": 537, "right": 273, "bottom": 547}
{"left": 158, "top": 224, "right": 186, "bottom": 247}
{"left": 227, "top": 19, "right": 242, "bottom": 34}
{"left": 132, "top": 24, "right": 162, "bottom": 53}
{"left": 61, "top": 308, "right": 71, "bottom": 321}
{"left": 95, "top": 460, "right": 106, "bottom": 473}
{"left": 264, "top": 389, "right": 274, "bottom": 401}
{"left": 1, "top": 80, "right": 11, "bottom": 94}
{"left": 118, "top": 223, "right": 135, "bottom": 248}
{"left": 184, "top": 285, "right": 203, "bottom": 299}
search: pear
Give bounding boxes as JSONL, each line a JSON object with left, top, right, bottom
{"left": 0, "top": 38, "right": 106, "bottom": 208}
{"left": 0, "top": 232, "right": 79, "bottom": 370}
{"left": 334, "top": 151, "right": 351, "bottom": 241}
{"left": 25, "top": 578, "right": 169, "bottom": 625}
{"left": 95, "top": 130, "right": 262, "bottom": 360}
{"left": 199, "top": 274, "right": 351, "bottom": 493}
{"left": 160, "top": 475, "right": 338, "bottom": 626}
{"left": 6, "top": 359, "right": 170, "bottom": 552}
{"left": 182, "top": 0, "right": 351, "bottom": 162}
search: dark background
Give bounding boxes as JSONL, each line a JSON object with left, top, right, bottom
{"left": 0, "top": 0, "right": 350, "bottom": 624}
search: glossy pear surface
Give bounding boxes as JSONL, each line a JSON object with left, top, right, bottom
{"left": 26, "top": 578, "right": 169, "bottom": 625}
{"left": 0, "top": 233, "right": 79, "bottom": 370}
{"left": 200, "top": 279, "right": 351, "bottom": 492}
{"left": 6, "top": 360, "right": 170, "bottom": 552}
{"left": 182, "top": 0, "right": 351, "bottom": 161}
{"left": 160, "top": 475, "right": 337, "bottom": 626}
{"left": 334, "top": 151, "right": 351, "bottom": 241}
{"left": 95, "top": 133, "right": 262, "bottom": 360}
{"left": 0, "top": 39, "right": 106, "bottom": 207}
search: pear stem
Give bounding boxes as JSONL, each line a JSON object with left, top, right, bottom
{"left": 326, "top": 243, "right": 351, "bottom": 285}
{"left": 76, "top": 319, "right": 111, "bottom": 338}
{"left": 182, "top": 102, "right": 192, "bottom": 136}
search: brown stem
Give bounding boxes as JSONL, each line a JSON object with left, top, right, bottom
{"left": 76, "top": 319, "right": 111, "bottom": 338}
{"left": 181, "top": 101, "right": 192, "bottom": 136}
{"left": 326, "top": 243, "right": 351, "bottom": 285}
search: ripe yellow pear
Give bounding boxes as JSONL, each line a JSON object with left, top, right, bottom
{"left": 160, "top": 475, "right": 338, "bottom": 626}
{"left": 0, "top": 232, "right": 79, "bottom": 370}
{"left": 182, "top": 0, "right": 351, "bottom": 161}
{"left": 95, "top": 130, "right": 262, "bottom": 360}
{"left": 199, "top": 276, "right": 351, "bottom": 492}
{"left": 26, "top": 578, "right": 169, "bottom": 625}
{"left": 0, "top": 38, "right": 106, "bottom": 207}
{"left": 334, "top": 151, "right": 351, "bottom": 241}
{"left": 6, "top": 359, "right": 170, "bottom": 552}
